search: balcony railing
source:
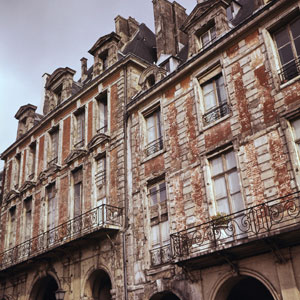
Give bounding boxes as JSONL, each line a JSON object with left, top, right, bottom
{"left": 0, "top": 204, "right": 122, "bottom": 271}
{"left": 278, "top": 57, "right": 300, "bottom": 84}
{"left": 145, "top": 137, "right": 163, "bottom": 156}
{"left": 150, "top": 244, "right": 172, "bottom": 266}
{"left": 203, "top": 102, "right": 230, "bottom": 126}
{"left": 171, "top": 192, "right": 300, "bottom": 260}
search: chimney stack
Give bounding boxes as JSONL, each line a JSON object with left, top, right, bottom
{"left": 80, "top": 57, "right": 88, "bottom": 82}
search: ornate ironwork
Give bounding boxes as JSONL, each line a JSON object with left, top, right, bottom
{"left": 145, "top": 137, "right": 163, "bottom": 156}
{"left": 171, "top": 192, "right": 300, "bottom": 259}
{"left": 278, "top": 57, "right": 300, "bottom": 84}
{"left": 0, "top": 204, "right": 122, "bottom": 271}
{"left": 150, "top": 244, "right": 172, "bottom": 266}
{"left": 203, "top": 102, "right": 230, "bottom": 126}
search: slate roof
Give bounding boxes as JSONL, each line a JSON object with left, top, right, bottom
{"left": 232, "top": 0, "right": 261, "bottom": 26}
{"left": 123, "top": 23, "right": 157, "bottom": 64}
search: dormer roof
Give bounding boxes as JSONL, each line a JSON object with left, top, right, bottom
{"left": 181, "top": 0, "right": 232, "bottom": 32}
{"left": 45, "top": 67, "right": 76, "bottom": 89}
{"left": 88, "top": 32, "right": 121, "bottom": 56}
{"left": 14, "top": 104, "right": 37, "bottom": 120}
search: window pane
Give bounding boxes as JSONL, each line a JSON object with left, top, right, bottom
{"left": 151, "top": 224, "right": 160, "bottom": 248}
{"left": 225, "top": 151, "right": 237, "bottom": 170}
{"left": 294, "top": 36, "right": 300, "bottom": 57}
{"left": 150, "top": 187, "right": 158, "bottom": 205}
{"left": 228, "top": 171, "right": 240, "bottom": 194}
{"left": 274, "top": 28, "right": 290, "bottom": 48}
{"left": 159, "top": 182, "right": 166, "bottom": 202}
{"left": 74, "top": 183, "right": 82, "bottom": 217}
{"left": 231, "top": 192, "right": 244, "bottom": 212}
{"left": 210, "top": 26, "right": 216, "bottom": 40}
{"left": 216, "top": 76, "right": 227, "bottom": 104}
{"left": 290, "top": 18, "right": 300, "bottom": 39}
{"left": 214, "top": 177, "right": 227, "bottom": 199}
{"left": 216, "top": 198, "right": 230, "bottom": 214}
{"left": 278, "top": 44, "right": 295, "bottom": 65}
{"left": 201, "top": 32, "right": 209, "bottom": 46}
{"left": 211, "top": 156, "right": 223, "bottom": 176}
{"left": 161, "top": 221, "right": 170, "bottom": 245}
{"left": 292, "top": 119, "right": 300, "bottom": 139}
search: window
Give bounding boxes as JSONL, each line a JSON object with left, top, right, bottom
{"left": 96, "top": 92, "right": 108, "bottom": 134}
{"left": 74, "top": 109, "right": 85, "bottom": 148}
{"left": 24, "top": 197, "right": 32, "bottom": 241}
{"left": 99, "top": 50, "right": 109, "bottom": 71}
{"left": 14, "top": 153, "right": 21, "bottom": 188}
{"left": 148, "top": 179, "right": 170, "bottom": 266}
{"left": 290, "top": 119, "right": 300, "bottom": 156}
{"left": 47, "top": 183, "right": 56, "bottom": 232}
{"left": 209, "top": 150, "right": 244, "bottom": 215}
{"left": 29, "top": 142, "right": 36, "bottom": 179}
{"left": 199, "top": 26, "right": 216, "bottom": 50}
{"left": 73, "top": 168, "right": 83, "bottom": 218}
{"left": 149, "top": 181, "right": 167, "bottom": 206}
{"left": 145, "top": 108, "right": 163, "bottom": 156}
{"left": 274, "top": 17, "right": 300, "bottom": 83}
{"left": 8, "top": 206, "right": 16, "bottom": 248}
{"left": 201, "top": 73, "right": 229, "bottom": 125}
{"left": 48, "top": 128, "right": 59, "bottom": 167}
{"left": 95, "top": 155, "right": 106, "bottom": 187}
{"left": 54, "top": 84, "right": 63, "bottom": 105}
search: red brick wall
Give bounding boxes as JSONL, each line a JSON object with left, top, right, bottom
{"left": 59, "top": 175, "right": 69, "bottom": 223}
{"left": 110, "top": 84, "right": 118, "bottom": 133}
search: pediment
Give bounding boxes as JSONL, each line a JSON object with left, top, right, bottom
{"left": 4, "top": 189, "right": 20, "bottom": 202}
{"left": 138, "top": 65, "right": 167, "bottom": 90}
{"left": 88, "top": 32, "right": 120, "bottom": 56}
{"left": 64, "top": 149, "right": 88, "bottom": 165}
{"left": 88, "top": 133, "right": 110, "bottom": 150}
{"left": 19, "top": 180, "right": 36, "bottom": 193}
{"left": 181, "top": 0, "right": 227, "bottom": 32}
{"left": 45, "top": 67, "right": 76, "bottom": 89}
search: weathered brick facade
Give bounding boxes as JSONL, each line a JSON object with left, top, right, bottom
{"left": 1, "top": 0, "right": 300, "bottom": 299}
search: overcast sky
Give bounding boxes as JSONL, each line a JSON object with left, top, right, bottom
{"left": 0, "top": 0, "right": 196, "bottom": 169}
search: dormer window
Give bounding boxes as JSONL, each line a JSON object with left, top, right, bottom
{"left": 54, "top": 84, "right": 63, "bottom": 105}
{"left": 197, "top": 22, "right": 216, "bottom": 51}
{"left": 145, "top": 74, "right": 156, "bottom": 89}
{"left": 99, "top": 50, "right": 109, "bottom": 71}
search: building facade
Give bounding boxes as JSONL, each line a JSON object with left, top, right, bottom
{"left": 1, "top": 0, "right": 300, "bottom": 299}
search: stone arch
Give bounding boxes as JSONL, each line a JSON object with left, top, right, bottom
{"left": 29, "top": 272, "right": 60, "bottom": 300}
{"left": 210, "top": 269, "right": 280, "bottom": 300}
{"left": 83, "top": 268, "right": 113, "bottom": 300}
{"left": 149, "top": 291, "right": 182, "bottom": 300}
{"left": 138, "top": 66, "right": 167, "bottom": 90}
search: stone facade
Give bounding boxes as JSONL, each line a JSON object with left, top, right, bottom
{"left": 1, "top": 0, "right": 300, "bottom": 299}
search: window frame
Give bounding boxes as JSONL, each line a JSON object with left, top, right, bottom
{"left": 73, "top": 107, "right": 86, "bottom": 148}
{"left": 48, "top": 126, "right": 59, "bottom": 167}
{"left": 273, "top": 16, "right": 300, "bottom": 83}
{"left": 207, "top": 149, "right": 244, "bottom": 216}
{"left": 95, "top": 91, "right": 109, "bottom": 134}
{"left": 198, "top": 66, "right": 230, "bottom": 127}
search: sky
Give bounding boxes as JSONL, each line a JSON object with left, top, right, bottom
{"left": 0, "top": 0, "right": 197, "bottom": 169}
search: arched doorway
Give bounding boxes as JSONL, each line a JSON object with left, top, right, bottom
{"left": 150, "top": 291, "right": 181, "bottom": 300}
{"left": 30, "top": 275, "right": 58, "bottom": 300}
{"left": 215, "top": 275, "right": 274, "bottom": 300}
{"left": 85, "top": 269, "right": 112, "bottom": 300}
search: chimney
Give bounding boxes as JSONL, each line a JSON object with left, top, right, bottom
{"left": 153, "top": 0, "right": 188, "bottom": 62}
{"left": 80, "top": 57, "right": 88, "bottom": 82}
{"left": 115, "top": 15, "right": 130, "bottom": 44}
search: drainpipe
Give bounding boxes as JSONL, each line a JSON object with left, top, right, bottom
{"left": 122, "top": 64, "right": 129, "bottom": 300}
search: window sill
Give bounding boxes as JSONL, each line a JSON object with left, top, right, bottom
{"left": 141, "top": 148, "right": 165, "bottom": 164}
{"left": 280, "top": 74, "right": 300, "bottom": 90}
{"left": 202, "top": 113, "right": 231, "bottom": 132}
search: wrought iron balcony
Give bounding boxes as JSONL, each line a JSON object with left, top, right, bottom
{"left": 171, "top": 192, "right": 300, "bottom": 268}
{"left": 278, "top": 57, "right": 300, "bottom": 84}
{"left": 0, "top": 204, "right": 122, "bottom": 271}
{"left": 145, "top": 137, "right": 163, "bottom": 156}
{"left": 150, "top": 244, "right": 172, "bottom": 266}
{"left": 203, "top": 102, "right": 230, "bottom": 126}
